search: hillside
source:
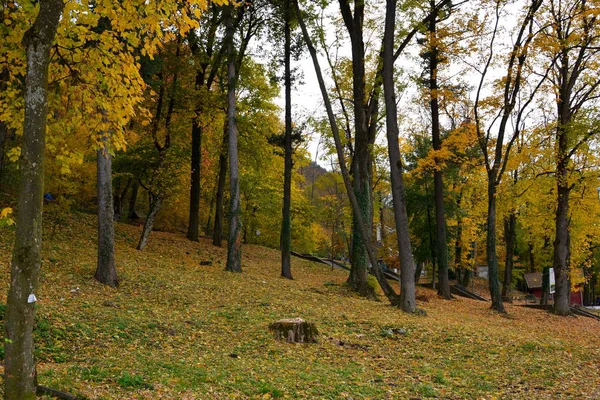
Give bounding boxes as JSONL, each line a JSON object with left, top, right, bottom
{"left": 0, "top": 210, "right": 599, "bottom": 399}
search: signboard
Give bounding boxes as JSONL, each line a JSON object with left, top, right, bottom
{"left": 549, "top": 267, "right": 556, "bottom": 294}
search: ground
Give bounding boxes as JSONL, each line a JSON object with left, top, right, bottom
{"left": 0, "top": 209, "right": 599, "bottom": 399}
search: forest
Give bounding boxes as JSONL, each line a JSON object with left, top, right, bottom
{"left": 1, "top": 0, "right": 600, "bottom": 398}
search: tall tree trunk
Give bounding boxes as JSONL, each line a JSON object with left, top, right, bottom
{"left": 338, "top": 0, "right": 375, "bottom": 298}
{"left": 294, "top": 0, "right": 399, "bottom": 306}
{"left": 455, "top": 193, "right": 464, "bottom": 284}
{"left": 4, "top": 1, "right": 64, "bottom": 397}
{"left": 486, "top": 175, "right": 505, "bottom": 313}
{"left": 382, "top": 0, "right": 417, "bottom": 312}
{"left": 213, "top": 121, "right": 228, "bottom": 246}
{"left": 136, "top": 195, "right": 162, "bottom": 251}
{"left": 427, "top": 2, "right": 451, "bottom": 299}
{"left": 187, "top": 120, "right": 203, "bottom": 241}
{"left": 426, "top": 193, "right": 437, "bottom": 288}
{"left": 95, "top": 138, "right": 119, "bottom": 287}
{"left": 553, "top": 154, "right": 571, "bottom": 314}
{"left": 502, "top": 212, "right": 516, "bottom": 302}
{"left": 205, "top": 185, "right": 216, "bottom": 236}
{"left": 280, "top": 0, "right": 293, "bottom": 280}
{"left": 225, "top": 4, "right": 242, "bottom": 272}
{"left": 379, "top": 192, "right": 386, "bottom": 249}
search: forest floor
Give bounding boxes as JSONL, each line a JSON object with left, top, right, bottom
{"left": 0, "top": 208, "right": 599, "bottom": 399}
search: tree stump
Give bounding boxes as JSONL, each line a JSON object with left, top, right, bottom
{"left": 269, "top": 318, "right": 318, "bottom": 343}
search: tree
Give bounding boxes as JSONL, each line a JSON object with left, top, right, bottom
{"left": 382, "top": 0, "right": 419, "bottom": 312}
{"left": 281, "top": 0, "right": 294, "bottom": 279}
{"left": 187, "top": 5, "right": 227, "bottom": 242}
{"left": 473, "top": 0, "right": 543, "bottom": 313}
{"left": 225, "top": 3, "right": 243, "bottom": 272}
{"left": 294, "top": 0, "right": 401, "bottom": 306}
{"left": 95, "top": 130, "right": 119, "bottom": 286}
{"left": 542, "top": 0, "right": 600, "bottom": 315}
{"left": 336, "top": 0, "right": 380, "bottom": 298}
{"left": 4, "top": 1, "right": 64, "bottom": 397}
{"left": 419, "top": 0, "right": 454, "bottom": 299}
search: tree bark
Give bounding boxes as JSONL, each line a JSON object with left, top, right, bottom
{"left": 455, "top": 193, "right": 464, "bottom": 284}
{"left": 501, "top": 212, "right": 516, "bottom": 302}
{"left": 187, "top": 121, "right": 202, "bottom": 241}
{"left": 127, "top": 181, "right": 139, "bottom": 220}
{"left": 225, "top": 4, "right": 242, "bottom": 272}
{"left": 427, "top": 2, "right": 451, "bottom": 299}
{"left": 137, "top": 195, "right": 162, "bottom": 251}
{"left": 553, "top": 152, "right": 571, "bottom": 314}
{"left": 338, "top": 0, "right": 375, "bottom": 298}
{"left": 4, "top": 1, "right": 64, "bottom": 398}
{"left": 95, "top": 139, "right": 119, "bottom": 287}
{"left": 280, "top": 0, "right": 293, "bottom": 280}
{"left": 485, "top": 175, "right": 505, "bottom": 312}
{"left": 382, "top": 0, "right": 417, "bottom": 312}
{"left": 212, "top": 127, "right": 228, "bottom": 247}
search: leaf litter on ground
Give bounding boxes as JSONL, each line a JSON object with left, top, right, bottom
{"left": 0, "top": 211, "right": 598, "bottom": 399}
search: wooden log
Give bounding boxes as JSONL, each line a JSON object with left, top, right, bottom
{"left": 269, "top": 318, "right": 318, "bottom": 343}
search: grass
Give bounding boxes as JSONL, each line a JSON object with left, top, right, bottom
{"left": 0, "top": 210, "right": 599, "bottom": 399}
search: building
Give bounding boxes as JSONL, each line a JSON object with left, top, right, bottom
{"left": 523, "top": 271, "right": 583, "bottom": 306}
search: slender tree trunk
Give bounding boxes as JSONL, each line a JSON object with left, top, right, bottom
{"left": 113, "top": 177, "right": 131, "bottom": 220}
{"left": 213, "top": 120, "right": 228, "bottom": 246}
{"left": 128, "top": 181, "right": 139, "bottom": 220}
{"left": 383, "top": 0, "right": 416, "bottom": 312}
{"left": 426, "top": 194, "right": 437, "bottom": 288}
{"left": 280, "top": 0, "right": 293, "bottom": 280}
{"left": 225, "top": 4, "right": 242, "bottom": 272}
{"left": 294, "top": 0, "right": 399, "bottom": 305}
{"left": 455, "top": 193, "right": 464, "bottom": 284}
{"left": 427, "top": 4, "right": 451, "bottom": 299}
{"left": 4, "top": 1, "right": 64, "bottom": 398}
{"left": 95, "top": 139, "right": 119, "bottom": 287}
{"left": 379, "top": 192, "right": 386, "bottom": 248}
{"left": 502, "top": 212, "right": 516, "bottom": 302}
{"left": 486, "top": 175, "right": 505, "bottom": 313}
{"left": 137, "top": 195, "right": 162, "bottom": 251}
{"left": 528, "top": 242, "right": 535, "bottom": 273}
{"left": 205, "top": 186, "right": 216, "bottom": 236}
{"left": 187, "top": 120, "right": 202, "bottom": 241}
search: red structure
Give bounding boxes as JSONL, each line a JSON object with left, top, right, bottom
{"left": 523, "top": 272, "right": 583, "bottom": 306}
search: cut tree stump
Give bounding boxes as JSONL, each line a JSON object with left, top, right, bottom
{"left": 269, "top": 318, "right": 318, "bottom": 343}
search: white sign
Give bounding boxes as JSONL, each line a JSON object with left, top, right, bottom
{"left": 549, "top": 268, "right": 556, "bottom": 294}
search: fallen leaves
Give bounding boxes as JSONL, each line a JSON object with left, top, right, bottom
{"left": 0, "top": 212, "right": 598, "bottom": 399}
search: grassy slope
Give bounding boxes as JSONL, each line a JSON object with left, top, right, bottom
{"left": 0, "top": 210, "right": 599, "bottom": 399}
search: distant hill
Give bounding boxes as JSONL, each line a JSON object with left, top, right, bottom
{"left": 298, "top": 161, "right": 328, "bottom": 190}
